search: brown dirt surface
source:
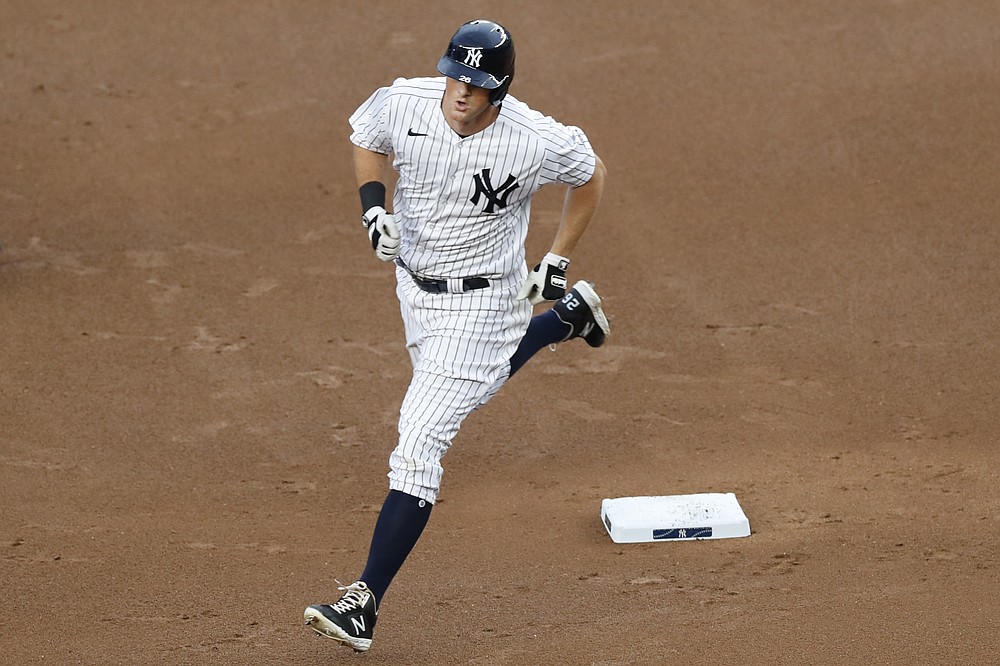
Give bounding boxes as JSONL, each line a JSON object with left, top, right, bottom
{"left": 3, "top": 2, "right": 999, "bottom": 664}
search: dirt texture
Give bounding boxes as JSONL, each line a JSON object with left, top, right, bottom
{"left": 3, "top": 2, "right": 999, "bottom": 664}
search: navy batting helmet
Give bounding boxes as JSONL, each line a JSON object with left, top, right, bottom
{"left": 437, "top": 19, "right": 515, "bottom": 106}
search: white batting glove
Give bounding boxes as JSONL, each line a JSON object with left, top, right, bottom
{"left": 516, "top": 252, "right": 570, "bottom": 305}
{"left": 362, "top": 206, "right": 400, "bottom": 262}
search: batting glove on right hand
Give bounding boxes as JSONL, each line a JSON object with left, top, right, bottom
{"left": 362, "top": 206, "right": 400, "bottom": 262}
{"left": 516, "top": 252, "right": 570, "bottom": 305}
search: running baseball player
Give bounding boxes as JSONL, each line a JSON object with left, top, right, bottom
{"left": 304, "top": 19, "right": 610, "bottom": 652}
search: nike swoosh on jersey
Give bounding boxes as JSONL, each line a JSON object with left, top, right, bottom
{"left": 407, "top": 128, "right": 428, "bottom": 136}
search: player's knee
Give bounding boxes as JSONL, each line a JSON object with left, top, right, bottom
{"left": 388, "top": 459, "right": 441, "bottom": 505}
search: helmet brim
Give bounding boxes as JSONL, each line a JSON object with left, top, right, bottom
{"left": 437, "top": 57, "right": 506, "bottom": 89}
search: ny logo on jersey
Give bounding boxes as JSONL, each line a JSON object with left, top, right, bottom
{"left": 464, "top": 47, "right": 483, "bottom": 68}
{"left": 470, "top": 168, "right": 520, "bottom": 213}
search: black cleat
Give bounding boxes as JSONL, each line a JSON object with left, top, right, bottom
{"left": 304, "top": 581, "right": 378, "bottom": 653}
{"left": 552, "top": 280, "right": 611, "bottom": 348}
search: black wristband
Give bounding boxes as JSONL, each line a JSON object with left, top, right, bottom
{"left": 359, "top": 181, "right": 386, "bottom": 213}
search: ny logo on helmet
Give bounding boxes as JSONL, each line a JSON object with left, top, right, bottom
{"left": 464, "top": 47, "right": 483, "bottom": 68}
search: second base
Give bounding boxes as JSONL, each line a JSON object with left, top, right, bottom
{"left": 601, "top": 493, "right": 751, "bottom": 543}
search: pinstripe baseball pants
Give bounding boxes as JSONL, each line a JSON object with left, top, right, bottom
{"left": 388, "top": 264, "right": 532, "bottom": 503}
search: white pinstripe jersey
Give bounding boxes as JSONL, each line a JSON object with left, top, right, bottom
{"left": 349, "top": 76, "right": 596, "bottom": 280}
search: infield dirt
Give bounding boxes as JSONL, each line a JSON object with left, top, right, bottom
{"left": 3, "top": 2, "right": 998, "bottom": 664}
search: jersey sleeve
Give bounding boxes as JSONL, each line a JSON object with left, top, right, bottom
{"left": 538, "top": 118, "right": 597, "bottom": 188}
{"left": 348, "top": 84, "right": 395, "bottom": 155}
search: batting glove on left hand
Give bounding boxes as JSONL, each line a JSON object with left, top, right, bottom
{"left": 516, "top": 252, "right": 570, "bottom": 305}
{"left": 362, "top": 206, "right": 400, "bottom": 262}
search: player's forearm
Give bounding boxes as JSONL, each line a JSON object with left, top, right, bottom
{"left": 550, "top": 156, "right": 606, "bottom": 257}
{"left": 353, "top": 145, "right": 390, "bottom": 190}
{"left": 354, "top": 145, "right": 391, "bottom": 213}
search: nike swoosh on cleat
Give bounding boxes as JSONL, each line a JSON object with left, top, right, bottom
{"left": 407, "top": 128, "right": 428, "bottom": 136}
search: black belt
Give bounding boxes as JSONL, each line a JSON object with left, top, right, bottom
{"left": 396, "top": 258, "right": 490, "bottom": 294}
{"left": 411, "top": 275, "right": 490, "bottom": 293}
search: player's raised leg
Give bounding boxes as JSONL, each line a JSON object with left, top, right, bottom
{"left": 508, "top": 281, "right": 611, "bottom": 376}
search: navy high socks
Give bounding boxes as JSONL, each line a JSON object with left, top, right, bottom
{"left": 508, "top": 310, "right": 571, "bottom": 376}
{"left": 359, "top": 490, "right": 433, "bottom": 603}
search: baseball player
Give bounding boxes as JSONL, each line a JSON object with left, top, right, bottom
{"left": 304, "top": 19, "right": 609, "bottom": 652}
